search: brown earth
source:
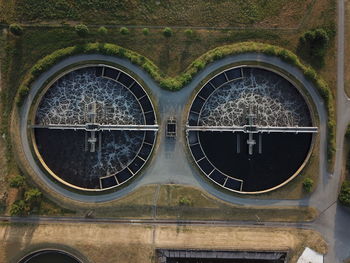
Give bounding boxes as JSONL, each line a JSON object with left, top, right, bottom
{"left": 0, "top": 222, "right": 327, "bottom": 263}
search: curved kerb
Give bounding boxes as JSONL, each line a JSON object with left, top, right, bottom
{"left": 18, "top": 248, "right": 83, "bottom": 263}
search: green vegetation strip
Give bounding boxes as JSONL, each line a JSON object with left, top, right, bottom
{"left": 16, "top": 41, "right": 335, "bottom": 163}
{"left": 339, "top": 180, "right": 350, "bottom": 207}
{"left": 91, "top": 184, "right": 318, "bottom": 222}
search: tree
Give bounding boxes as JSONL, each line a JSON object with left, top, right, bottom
{"left": 119, "top": 27, "right": 129, "bottom": 35}
{"left": 339, "top": 180, "right": 350, "bottom": 206}
{"left": 98, "top": 26, "right": 108, "bottom": 37}
{"left": 303, "top": 178, "right": 314, "bottom": 193}
{"left": 298, "top": 28, "right": 329, "bottom": 67}
{"left": 163, "top": 27, "right": 173, "bottom": 37}
{"left": 142, "top": 28, "right": 150, "bottom": 36}
{"left": 24, "top": 188, "right": 42, "bottom": 204}
{"left": 9, "top": 24, "right": 23, "bottom": 36}
{"left": 345, "top": 124, "right": 350, "bottom": 138}
{"left": 74, "top": 24, "right": 89, "bottom": 37}
{"left": 179, "top": 196, "right": 192, "bottom": 206}
{"left": 9, "top": 175, "right": 26, "bottom": 188}
{"left": 184, "top": 29, "right": 193, "bottom": 38}
{"left": 10, "top": 200, "right": 26, "bottom": 216}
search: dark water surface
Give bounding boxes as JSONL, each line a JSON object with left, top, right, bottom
{"left": 20, "top": 251, "right": 79, "bottom": 263}
{"left": 199, "top": 131, "right": 312, "bottom": 192}
{"left": 35, "top": 129, "right": 144, "bottom": 189}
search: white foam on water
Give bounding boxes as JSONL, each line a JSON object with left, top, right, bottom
{"left": 199, "top": 70, "right": 311, "bottom": 127}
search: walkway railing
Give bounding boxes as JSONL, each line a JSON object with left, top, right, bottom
{"left": 186, "top": 125, "right": 318, "bottom": 134}
{"left": 30, "top": 123, "right": 159, "bottom": 131}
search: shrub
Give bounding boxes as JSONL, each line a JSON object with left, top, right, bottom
{"left": 10, "top": 200, "right": 26, "bottom": 216}
{"left": 347, "top": 151, "right": 350, "bottom": 171}
{"left": 9, "top": 23, "right": 23, "bottom": 36}
{"left": 193, "top": 60, "right": 205, "bottom": 70}
{"left": 98, "top": 26, "right": 108, "bottom": 36}
{"left": 16, "top": 85, "right": 29, "bottom": 105}
{"left": 346, "top": 125, "right": 350, "bottom": 139}
{"left": 142, "top": 28, "right": 149, "bottom": 35}
{"left": 303, "top": 178, "right": 314, "bottom": 192}
{"left": 339, "top": 180, "right": 350, "bottom": 206}
{"left": 163, "top": 27, "right": 173, "bottom": 37}
{"left": 160, "top": 77, "right": 181, "bottom": 90}
{"left": 184, "top": 29, "right": 193, "bottom": 38}
{"left": 298, "top": 28, "right": 329, "bottom": 67}
{"left": 265, "top": 46, "right": 277, "bottom": 56}
{"left": 179, "top": 196, "right": 192, "bottom": 206}
{"left": 304, "top": 67, "right": 317, "bottom": 82}
{"left": 24, "top": 188, "right": 42, "bottom": 204}
{"left": 278, "top": 49, "right": 297, "bottom": 64}
{"left": 9, "top": 175, "right": 26, "bottom": 188}
{"left": 118, "top": 47, "right": 126, "bottom": 57}
{"left": 213, "top": 50, "right": 223, "bottom": 60}
{"left": 75, "top": 24, "right": 89, "bottom": 37}
{"left": 119, "top": 27, "right": 129, "bottom": 35}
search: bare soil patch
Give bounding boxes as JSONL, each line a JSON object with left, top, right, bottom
{"left": 0, "top": 223, "right": 327, "bottom": 263}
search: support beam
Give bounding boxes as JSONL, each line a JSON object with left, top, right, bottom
{"left": 236, "top": 134, "right": 240, "bottom": 154}
{"left": 247, "top": 133, "right": 255, "bottom": 155}
{"left": 258, "top": 133, "right": 262, "bottom": 154}
{"left": 186, "top": 125, "right": 318, "bottom": 134}
{"left": 30, "top": 124, "right": 159, "bottom": 132}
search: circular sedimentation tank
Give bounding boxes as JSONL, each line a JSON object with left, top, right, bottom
{"left": 186, "top": 66, "right": 316, "bottom": 194}
{"left": 18, "top": 249, "right": 81, "bottom": 263}
{"left": 29, "top": 65, "right": 157, "bottom": 191}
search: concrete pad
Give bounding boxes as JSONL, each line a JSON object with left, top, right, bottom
{"left": 297, "top": 247, "right": 323, "bottom": 263}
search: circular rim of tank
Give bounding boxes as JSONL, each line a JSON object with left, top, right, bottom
{"left": 186, "top": 64, "right": 317, "bottom": 194}
{"left": 28, "top": 63, "right": 157, "bottom": 192}
{"left": 17, "top": 248, "right": 83, "bottom": 263}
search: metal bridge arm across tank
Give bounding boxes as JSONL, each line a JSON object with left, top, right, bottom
{"left": 185, "top": 125, "right": 318, "bottom": 134}
{"left": 30, "top": 124, "right": 159, "bottom": 131}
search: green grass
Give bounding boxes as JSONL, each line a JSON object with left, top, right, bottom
{"left": 68, "top": 184, "right": 318, "bottom": 221}
{"left": 2, "top": 0, "right": 312, "bottom": 28}
{"left": 156, "top": 185, "right": 317, "bottom": 222}
{"left": 87, "top": 185, "right": 157, "bottom": 218}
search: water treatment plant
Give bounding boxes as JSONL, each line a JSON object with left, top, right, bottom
{"left": 3, "top": 1, "right": 349, "bottom": 262}
{"left": 10, "top": 51, "right": 326, "bottom": 262}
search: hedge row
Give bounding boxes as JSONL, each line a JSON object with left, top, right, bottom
{"left": 339, "top": 180, "right": 350, "bottom": 207}
{"left": 16, "top": 41, "right": 335, "bottom": 163}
